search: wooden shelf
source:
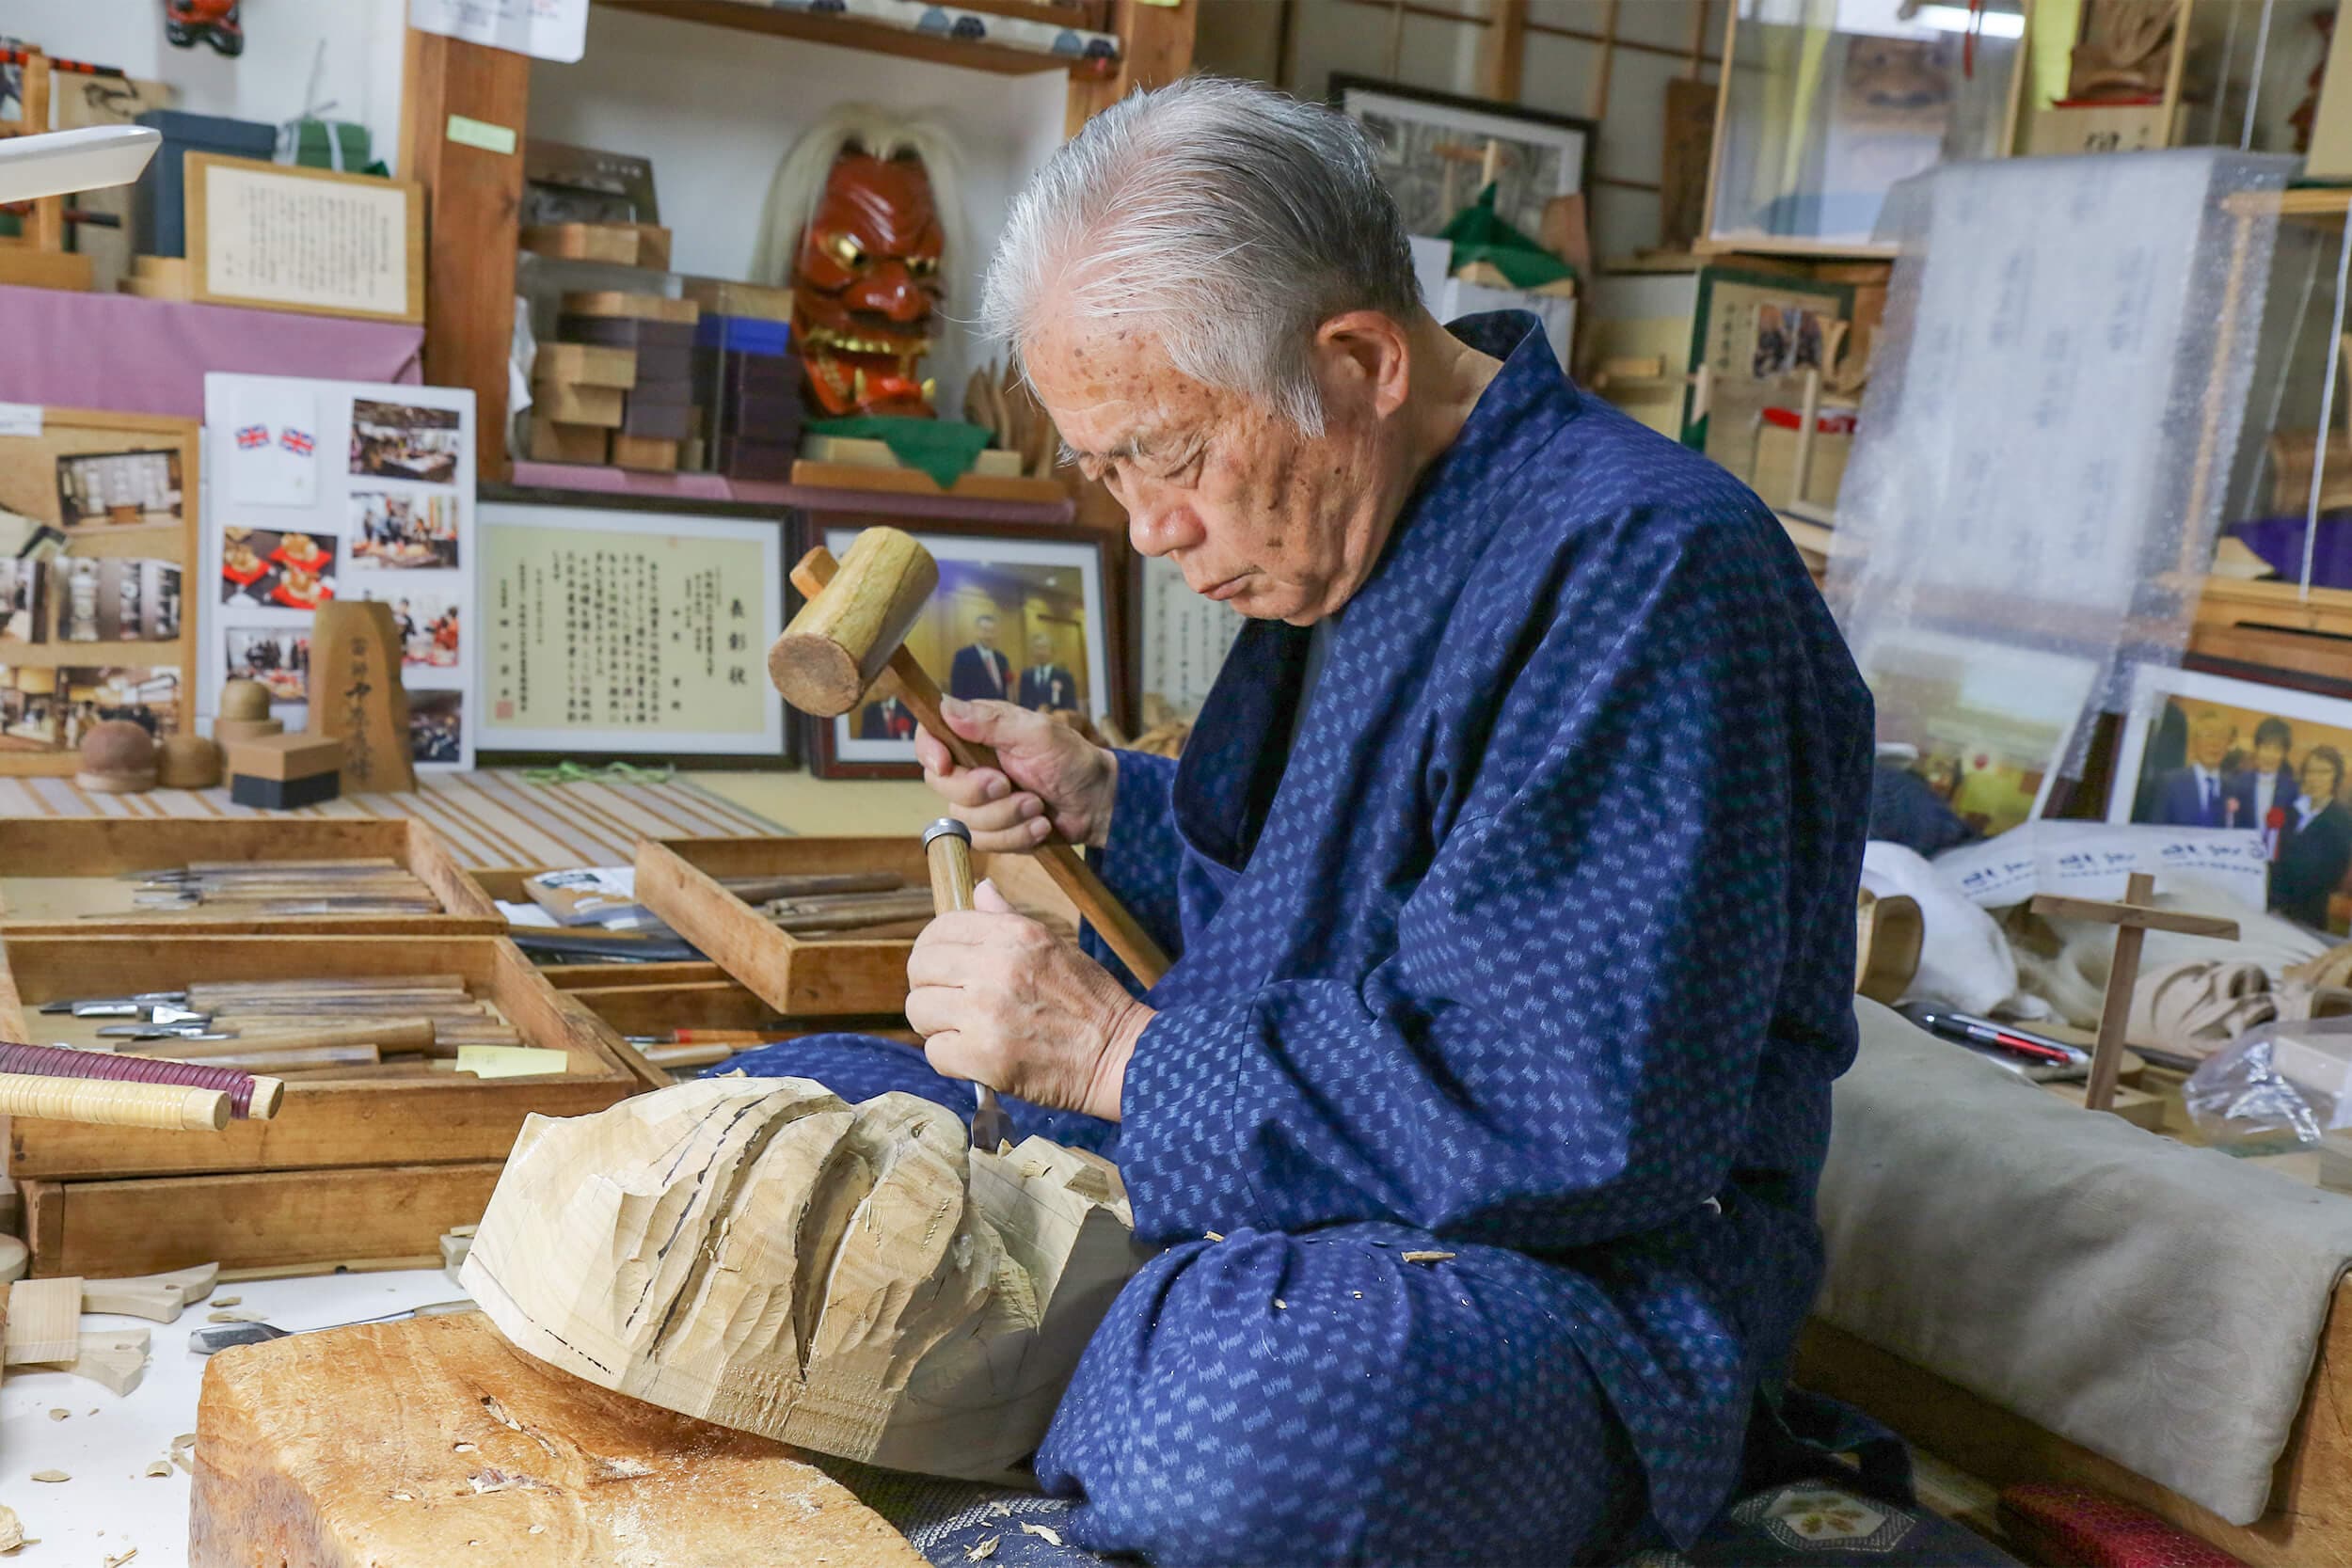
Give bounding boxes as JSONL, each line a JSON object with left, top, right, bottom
{"left": 594, "top": 0, "right": 1112, "bottom": 78}
{"left": 507, "top": 460, "right": 1075, "bottom": 526}
{"left": 0, "top": 638, "right": 188, "bottom": 670}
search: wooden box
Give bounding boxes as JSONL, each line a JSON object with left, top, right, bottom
{"left": 0, "top": 935, "right": 657, "bottom": 1186}
{"left": 635, "top": 836, "right": 1078, "bottom": 1018}
{"left": 0, "top": 817, "right": 503, "bottom": 937}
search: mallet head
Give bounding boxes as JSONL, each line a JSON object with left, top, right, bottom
{"left": 766, "top": 527, "right": 940, "bottom": 717}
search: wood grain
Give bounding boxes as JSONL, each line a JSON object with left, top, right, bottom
{"left": 0, "top": 937, "right": 640, "bottom": 1179}
{"left": 189, "top": 1310, "right": 924, "bottom": 1567}
{"left": 2, "top": 1274, "right": 80, "bottom": 1363}
{"left": 399, "top": 26, "right": 529, "bottom": 485}
{"left": 22, "top": 1163, "right": 506, "bottom": 1277}
{"left": 1795, "top": 1303, "right": 2352, "bottom": 1568}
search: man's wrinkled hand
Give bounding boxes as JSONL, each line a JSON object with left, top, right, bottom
{"left": 915, "top": 696, "right": 1118, "bottom": 853}
{"left": 905, "top": 880, "right": 1151, "bottom": 1120}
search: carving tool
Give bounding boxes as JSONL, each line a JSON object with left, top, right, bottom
{"left": 40, "top": 990, "right": 187, "bottom": 1017}
{"left": 188, "top": 1298, "right": 476, "bottom": 1356}
{"left": 0, "top": 1038, "right": 281, "bottom": 1117}
{"left": 923, "top": 817, "right": 1014, "bottom": 1152}
{"left": 770, "top": 531, "right": 1171, "bottom": 986}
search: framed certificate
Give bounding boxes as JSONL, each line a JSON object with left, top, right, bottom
{"left": 475, "top": 490, "right": 795, "bottom": 768}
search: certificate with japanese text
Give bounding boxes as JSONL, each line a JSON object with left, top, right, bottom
{"left": 476, "top": 499, "right": 789, "bottom": 763}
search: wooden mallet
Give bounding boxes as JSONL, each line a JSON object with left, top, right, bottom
{"left": 769, "top": 528, "right": 1173, "bottom": 987}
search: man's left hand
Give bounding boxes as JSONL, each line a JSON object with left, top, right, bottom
{"left": 906, "top": 881, "right": 1152, "bottom": 1122}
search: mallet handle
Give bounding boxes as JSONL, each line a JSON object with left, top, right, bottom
{"left": 795, "top": 549, "right": 1173, "bottom": 986}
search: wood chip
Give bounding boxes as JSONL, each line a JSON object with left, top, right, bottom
{"left": 0, "top": 1504, "right": 19, "bottom": 1551}
{"left": 1019, "top": 1521, "right": 1065, "bottom": 1546}
{"left": 1273, "top": 1298, "right": 1287, "bottom": 1309}
{"left": 29, "top": 1471, "right": 68, "bottom": 1483}
{"left": 104, "top": 1549, "right": 137, "bottom": 1567}
{"left": 46, "top": 1408, "right": 67, "bottom": 1420}
{"left": 207, "top": 1309, "right": 265, "bottom": 1323}
{"left": 1203, "top": 1230, "right": 1224, "bottom": 1242}
{"left": 966, "top": 1539, "right": 999, "bottom": 1561}
{"left": 1401, "top": 1250, "right": 1456, "bottom": 1264}
{"left": 211, "top": 1295, "right": 241, "bottom": 1308}
{"left": 172, "top": 1433, "right": 198, "bottom": 1450}
{"left": 145, "top": 1460, "right": 172, "bottom": 1478}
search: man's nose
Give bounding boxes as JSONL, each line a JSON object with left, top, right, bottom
{"left": 1122, "top": 478, "right": 1202, "bottom": 559}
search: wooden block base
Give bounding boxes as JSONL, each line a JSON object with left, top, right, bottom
{"left": 189, "top": 1311, "right": 923, "bottom": 1567}
{"left": 230, "top": 770, "right": 342, "bottom": 810}
{"left": 21, "top": 1164, "right": 506, "bottom": 1278}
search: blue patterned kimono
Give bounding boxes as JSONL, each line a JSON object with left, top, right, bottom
{"left": 738, "top": 312, "right": 1873, "bottom": 1565}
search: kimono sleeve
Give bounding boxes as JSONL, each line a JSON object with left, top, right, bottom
{"left": 1083, "top": 749, "right": 1187, "bottom": 979}
{"left": 1115, "top": 526, "right": 1862, "bottom": 1249}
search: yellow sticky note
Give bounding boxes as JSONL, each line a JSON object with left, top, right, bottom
{"left": 457, "top": 1045, "right": 568, "bottom": 1079}
{"left": 446, "top": 114, "right": 518, "bottom": 155}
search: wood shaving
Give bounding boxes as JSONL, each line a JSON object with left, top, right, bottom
{"left": 1203, "top": 1230, "right": 1224, "bottom": 1242}
{"left": 144, "top": 1460, "right": 173, "bottom": 1478}
{"left": 529, "top": 1524, "right": 546, "bottom": 1535}
{"left": 0, "top": 1504, "right": 20, "bottom": 1552}
{"left": 1273, "top": 1298, "right": 1287, "bottom": 1309}
{"left": 172, "top": 1433, "right": 197, "bottom": 1450}
{"left": 211, "top": 1295, "right": 242, "bottom": 1307}
{"left": 207, "top": 1309, "right": 265, "bottom": 1323}
{"left": 103, "top": 1549, "right": 136, "bottom": 1567}
{"left": 46, "top": 1408, "right": 67, "bottom": 1420}
{"left": 1401, "top": 1251, "right": 1457, "bottom": 1264}
{"left": 966, "top": 1538, "right": 999, "bottom": 1561}
{"left": 29, "top": 1471, "right": 68, "bottom": 1483}
{"left": 1019, "top": 1521, "right": 1065, "bottom": 1546}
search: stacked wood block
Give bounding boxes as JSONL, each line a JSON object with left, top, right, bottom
{"left": 527, "top": 342, "right": 636, "bottom": 466}
{"left": 553, "top": 291, "right": 702, "bottom": 473}
{"left": 519, "top": 222, "right": 673, "bottom": 270}
{"left": 688, "top": 285, "right": 803, "bottom": 483}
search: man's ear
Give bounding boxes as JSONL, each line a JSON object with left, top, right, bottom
{"left": 1313, "top": 310, "right": 1413, "bottom": 420}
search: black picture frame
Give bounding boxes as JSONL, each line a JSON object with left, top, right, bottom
{"left": 472, "top": 483, "right": 800, "bottom": 771}
{"left": 792, "top": 508, "right": 1134, "bottom": 781}
{"left": 1327, "top": 72, "right": 1597, "bottom": 242}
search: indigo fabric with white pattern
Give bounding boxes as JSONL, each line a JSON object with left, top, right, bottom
{"left": 729, "top": 311, "right": 1873, "bottom": 1565}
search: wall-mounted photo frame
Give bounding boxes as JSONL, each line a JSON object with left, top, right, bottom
{"left": 1328, "top": 73, "right": 1595, "bottom": 242}
{"left": 474, "top": 488, "right": 797, "bottom": 770}
{"left": 797, "top": 513, "right": 1129, "bottom": 781}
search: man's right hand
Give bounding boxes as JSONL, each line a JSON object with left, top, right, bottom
{"left": 917, "top": 697, "right": 1118, "bottom": 851}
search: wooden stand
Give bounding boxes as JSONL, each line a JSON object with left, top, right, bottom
{"left": 2028, "top": 873, "right": 2240, "bottom": 1114}
{"left": 190, "top": 1310, "right": 925, "bottom": 1567}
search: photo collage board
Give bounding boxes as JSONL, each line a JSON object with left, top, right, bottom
{"left": 201, "top": 374, "right": 476, "bottom": 769}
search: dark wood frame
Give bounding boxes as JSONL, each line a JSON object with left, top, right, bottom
{"left": 472, "top": 483, "right": 800, "bottom": 770}
{"left": 793, "top": 509, "right": 1134, "bottom": 780}
{"left": 1326, "top": 71, "right": 1598, "bottom": 237}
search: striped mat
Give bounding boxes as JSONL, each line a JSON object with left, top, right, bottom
{"left": 0, "top": 769, "right": 785, "bottom": 870}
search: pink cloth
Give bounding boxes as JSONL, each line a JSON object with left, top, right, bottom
{"left": 0, "top": 285, "right": 423, "bottom": 418}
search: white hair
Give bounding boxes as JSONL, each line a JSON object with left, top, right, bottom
{"left": 979, "top": 77, "right": 1422, "bottom": 436}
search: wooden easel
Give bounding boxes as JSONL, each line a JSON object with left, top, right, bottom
{"left": 2029, "top": 872, "right": 2240, "bottom": 1114}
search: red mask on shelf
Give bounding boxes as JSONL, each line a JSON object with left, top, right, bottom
{"left": 793, "top": 150, "right": 945, "bottom": 418}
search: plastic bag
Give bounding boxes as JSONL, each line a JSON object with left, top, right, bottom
{"left": 2182, "top": 1017, "right": 2352, "bottom": 1150}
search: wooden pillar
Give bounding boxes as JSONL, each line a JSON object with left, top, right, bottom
{"left": 1480, "top": 0, "right": 1527, "bottom": 104}
{"left": 1065, "top": 0, "right": 1197, "bottom": 135}
{"left": 399, "top": 28, "right": 530, "bottom": 485}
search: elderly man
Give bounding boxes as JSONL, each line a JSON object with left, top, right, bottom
{"left": 739, "top": 78, "right": 1871, "bottom": 1565}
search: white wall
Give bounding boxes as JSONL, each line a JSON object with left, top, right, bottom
{"left": 5, "top": 0, "right": 406, "bottom": 171}
{"left": 527, "top": 4, "right": 1070, "bottom": 402}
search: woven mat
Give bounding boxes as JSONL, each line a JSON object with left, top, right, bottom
{"left": 0, "top": 769, "right": 784, "bottom": 869}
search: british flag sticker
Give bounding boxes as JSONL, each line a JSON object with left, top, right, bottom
{"left": 279, "top": 428, "right": 316, "bottom": 456}
{"left": 235, "top": 424, "right": 269, "bottom": 450}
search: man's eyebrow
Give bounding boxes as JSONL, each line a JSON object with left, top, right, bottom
{"left": 1059, "top": 432, "right": 1158, "bottom": 468}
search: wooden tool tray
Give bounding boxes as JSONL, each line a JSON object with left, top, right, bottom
{"left": 0, "top": 935, "right": 658, "bottom": 1181}
{"left": 0, "top": 817, "right": 503, "bottom": 937}
{"left": 635, "top": 836, "right": 1079, "bottom": 1017}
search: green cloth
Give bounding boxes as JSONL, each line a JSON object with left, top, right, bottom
{"left": 1438, "top": 183, "right": 1576, "bottom": 291}
{"left": 807, "top": 416, "right": 994, "bottom": 489}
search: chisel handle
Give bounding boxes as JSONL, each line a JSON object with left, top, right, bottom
{"left": 0, "top": 1072, "right": 228, "bottom": 1131}
{"left": 924, "top": 818, "right": 1014, "bottom": 1150}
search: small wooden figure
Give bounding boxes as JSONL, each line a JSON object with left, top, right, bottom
{"left": 218, "top": 679, "right": 273, "bottom": 722}
{"left": 156, "top": 734, "right": 224, "bottom": 790}
{"left": 304, "top": 601, "right": 415, "bottom": 794}
{"left": 2030, "top": 872, "right": 2241, "bottom": 1114}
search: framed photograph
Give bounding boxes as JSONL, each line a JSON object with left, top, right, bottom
{"left": 2109, "top": 665, "right": 2352, "bottom": 933}
{"left": 475, "top": 489, "right": 797, "bottom": 768}
{"left": 0, "top": 407, "right": 200, "bottom": 775}
{"left": 1681, "top": 265, "right": 1854, "bottom": 483}
{"left": 799, "top": 514, "right": 1129, "bottom": 781}
{"left": 185, "top": 154, "right": 424, "bottom": 325}
{"left": 1329, "top": 74, "right": 1594, "bottom": 242}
